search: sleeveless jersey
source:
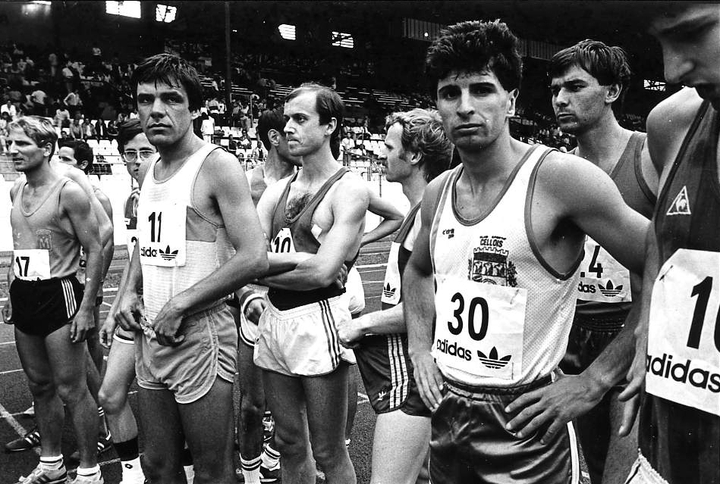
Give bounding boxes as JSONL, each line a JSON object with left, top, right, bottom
{"left": 430, "top": 145, "right": 582, "bottom": 387}
{"left": 11, "top": 178, "right": 80, "bottom": 280}
{"left": 138, "top": 144, "right": 235, "bottom": 322}
{"left": 640, "top": 100, "right": 720, "bottom": 483}
{"left": 575, "top": 132, "right": 655, "bottom": 324}
{"left": 381, "top": 203, "right": 421, "bottom": 309}
{"left": 267, "top": 167, "right": 353, "bottom": 309}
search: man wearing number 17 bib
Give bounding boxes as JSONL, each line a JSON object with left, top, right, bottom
{"left": 405, "top": 21, "right": 648, "bottom": 483}
{"left": 620, "top": 4, "right": 720, "bottom": 484}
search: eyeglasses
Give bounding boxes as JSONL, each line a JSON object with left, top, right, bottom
{"left": 122, "top": 150, "right": 156, "bottom": 163}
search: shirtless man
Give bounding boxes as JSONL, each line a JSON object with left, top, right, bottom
{"left": 337, "top": 108, "right": 452, "bottom": 484}
{"left": 404, "top": 20, "right": 647, "bottom": 483}
{"left": 254, "top": 83, "right": 368, "bottom": 484}
{"left": 4, "top": 116, "right": 104, "bottom": 484}
{"left": 114, "top": 53, "right": 268, "bottom": 484}
{"left": 620, "top": 4, "right": 720, "bottom": 483}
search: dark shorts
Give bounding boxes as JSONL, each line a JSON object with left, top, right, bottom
{"left": 430, "top": 377, "right": 579, "bottom": 484}
{"left": 355, "top": 334, "right": 430, "bottom": 417}
{"left": 10, "top": 276, "right": 84, "bottom": 337}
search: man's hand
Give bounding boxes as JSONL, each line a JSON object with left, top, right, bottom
{"left": 337, "top": 316, "right": 364, "bottom": 348}
{"left": 504, "top": 373, "right": 603, "bottom": 442}
{"left": 99, "top": 312, "right": 117, "bottom": 348}
{"left": 335, "top": 264, "right": 349, "bottom": 290}
{"left": 115, "top": 290, "right": 144, "bottom": 333}
{"left": 618, "top": 329, "right": 647, "bottom": 436}
{"left": 2, "top": 301, "right": 12, "bottom": 324}
{"left": 411, "top": 351, "right": 444, "bottom": 411}
{"left": 244, "top": 297, "right": 266, "bottom": 325}
{"left": 70, "top": 309, "right": 94, "bottom": 343}
{"left": 152, "top": 297, "right": 187, "bottom": 347}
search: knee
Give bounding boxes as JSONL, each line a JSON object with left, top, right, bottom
{"left": 273, "top": 431, "right": 310, "bottom": 460}
{"left": 312, "top": 440, "right": 346, "bottom": 468}
{"left": 55, "top": 379, "right": 87, "bottom": 405}
{"left": 98, "top": 385, "right": 126, "bottom": 414}
{"left": 27, "top": 379, "right": 55, "bottom": 400}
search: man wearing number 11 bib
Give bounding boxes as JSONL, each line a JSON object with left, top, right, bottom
{"left": 620, "top": 4, "right": 720, "bottom": 484}
{"left": 404, "top": 21, "right": 648, "bottom": 483}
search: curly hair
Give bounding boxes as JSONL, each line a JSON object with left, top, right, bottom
{"left": 425, "top": 20, "right": 523, "bottom": 96}
{"left": 131, "top": 53, "right": 203, "bottom": 112}
{"left": 385, "top": 108, "right": 452, "bottom": 182}
{"left": 9, "top": 116, "right": 58, "bottom": 159}
{"left": 58, "top": 139, "right": 94, "bottom": 174}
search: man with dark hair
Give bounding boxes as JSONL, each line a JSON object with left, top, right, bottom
{"left": 115, "top": 53, "right": 268, "bottom": 484}
{"left": 3, "top": 116, "right": 104, "bottom": 484}
{"left": 504, "top": 39, "right": 658, "bottom": 484}
{"left": 254, "top": 83, "right": 367, "bottom": 483}
{"left": 620, "top": 4, "right": 720, "bottom": 484}
{"left": 338, "top": 108, "right": 452, "bottom": 484}
{"left": 405, "top": 20, "right": 648, "bottom": 483}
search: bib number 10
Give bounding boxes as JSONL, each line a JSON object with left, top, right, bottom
{"left": 448, "top": 292, "right": 489, "bottom": 341}
{"left": 688, "top": 276, "right": 720, "bottom": 352}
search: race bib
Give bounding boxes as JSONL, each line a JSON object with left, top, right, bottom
{"left": 270, "top": 227, "right": 296, "bottom": 254}
{"left": 137, "top": 201, "right": 187, "bottom": 267}
{"left": 646, "top": 249, "right": 720, "bottom": 416}
{"left": 126, "top": 229, "right": 139, "bottom": 259}
{"left": 13, "top": 249, "right": 51, "bottom": 280}
{"left": 577, "top": 237, "right": 632, "bottom": 303}
{"left": 433, "top": 275, "right": 527, "bottom": 380}
{"left": 381, "top": 242, "right": 401, "bottom": 306}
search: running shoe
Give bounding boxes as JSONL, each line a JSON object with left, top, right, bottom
{"left": 14, "top": 464, "right": 68, "bottom": 484}
{"left": 5, "top": 426, "right": 41, "bottom": 453}
{"left": 235, "top": 464, "right": 281, "bottom": 483}
{"left": 68, "top": 432, "right": 113, "bottom": 463}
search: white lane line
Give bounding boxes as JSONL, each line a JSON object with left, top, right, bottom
{"left": 0, "top": 400, "right": 40, "bottom": 456}
{"left": 1, "top": 341, "right": 17, "bottom": 346}
{"left": 0, "top": 369, "right": 24, "bottom": 376}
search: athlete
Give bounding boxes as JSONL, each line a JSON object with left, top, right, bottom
{"left": 96, "top": 118, "right": 156, "bottom": 484}
{"left": 254, "top": 83, "right": 367, "bottom": 484}
{"left": 405, "top": 20, "right": 648, "bottom": 483}
{"left": 337, "top": 108, "right": 452, "bottom": 484}
{"left": 620, "top": 4, "right": 720, "bottom": 483}
{"left": 113, "top": 53, "right": 268, "bottom": 484}
{"left": 502, "top": 40, "right": 658, "bottom": 484}
{"left": 4, "top": 116, "right": 104, "bottom": 484}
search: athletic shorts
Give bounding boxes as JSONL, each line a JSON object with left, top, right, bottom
{"left": 113, "top": 326, "right": 135, "bottom": 344}
{"left": 625, "top": 453, "right": 668, "bottom": 484}
{"left": 10, "top": 276, "right": 83, "bottom": 337}
{"left": 345, "top": 266, "right": 365, "bottom": 316}
{"left": 430, "top": 377, "right": 580, "bottom": 484}
{"left": 135, "top": 304, "right": 238, "bottom": 404}
{"left": 355, "top": 333, "right": 430, "bottom": 416}
{"left": 254, "top": 296, "right": 352, "bottom": 377}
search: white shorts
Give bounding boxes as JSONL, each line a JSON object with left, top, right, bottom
{"left": 345, "top": 266, "right": 365, "bottom": 316}
{"left": 254, "top": 295, "right": 353, "bottom": 376}
{"left": 625, "top": 452, "right": 668, "bottom": 484}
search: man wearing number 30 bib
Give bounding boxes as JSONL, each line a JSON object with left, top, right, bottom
{"left": 405, "top": 21, "right": 647, "bottom": 484}
{"left": 621, "top": 5, "right": 720, "bottom": 484}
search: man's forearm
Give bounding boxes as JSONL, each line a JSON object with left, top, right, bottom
{"left": 404, "top": 264, "right": 436, "bottom": 358}
{"left": 79, "top": 249, "right": 104, "bottom": 313}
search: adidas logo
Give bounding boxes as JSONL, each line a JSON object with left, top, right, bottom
{"left": 159, "top": 245, "right": 179, "bottom": 261}
{"left": 477, "top": 347, "right": 511, "bottom": 369}
{"left": 377, "top": 390, "right": 388, "bottom": 401}
{"left": 667, "top": 186, "right": 691, "bottom": 215}
{"left": 382, "top": 283, "right": 396, "bottom": 299}
{"left": 442, "top": 228, "right": 455, "bottom": 239}
{"left": 598, "top": 280, "right": 623, "bottom": 297}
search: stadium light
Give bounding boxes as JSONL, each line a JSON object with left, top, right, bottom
{"left": 279, "top": 24, "right": 296, "bottom": 41}
{"left": 156, "top": 4, "right": 177, "bottom": 23}
{"left": 106, "top": 1, "right": 141, "bottom": 19}
{"left": 331, "top": 31, "right": 354, "bottom": 49}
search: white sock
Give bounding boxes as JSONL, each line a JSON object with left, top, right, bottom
{"left": 262, "top": 444, "right": 280, "bottom": 470}
{"left": 241, "top": 456, "right": 261, "bottom": 484}
{"left": 121, "top": 456, "right": 143, "bottom": 477}
{"left": 77, "top": 464, "right": 100, "bottom": 477}
{"left": 39, "top": 455, "right": 63, "bottom": 471}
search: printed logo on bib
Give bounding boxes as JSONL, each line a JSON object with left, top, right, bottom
{"left": 433, "top": 275, "right": 526, "bottom": 380}
{"left": 468, "top": 236, "right": 518, "bottom": 286}
{"left": 270, "top": 227, "right": 296, "bottom": 254}
{"left": 646, "top": 249, "right": 720, "bottom": 416}
{"left": 13, "top": 249, "right": 51, "bottom": 280}
{"left": 666, "top": 186, "right": 691, "bottom": 216}
{"left": 137, "top": 202, "right": 187, "bottom": 267}
{"left": 577, "top": 238, "right": 632, "bottom": 303}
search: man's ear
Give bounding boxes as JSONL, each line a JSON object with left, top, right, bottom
{"left": 79, "top": 159, "right": 89, "bottom": 171}
{"left": 506, "top": 88, "right": 519, "bottom": 117}
{"left": 408, "top": 150, "right": 423, "bottom": 166}
{"left": 606, "top": 83, "right": 622, "bottom": 105}
{"left": 268, "top": 129, "right": 281, "bottom": 147}
{"left": 326, "top": 117, "right": 338, "bottom": 137}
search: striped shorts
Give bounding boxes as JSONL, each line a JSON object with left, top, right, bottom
{"left": 254, "top": 295, "right": 352, "bottom": 376}
{"left": 10, "top": 275, "right": 83, "bottom": 337}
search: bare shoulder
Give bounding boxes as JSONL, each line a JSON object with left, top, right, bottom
{"left": 10, "top": 177, "right": 24, "bottom": 200}
{"left": 535, "top": 150, "right": 603, "bottom": 188}
{"left": 202, "top": 146, "right": 246, "bottom": 181}
{"left": 334, "top": 171, "right": 369, "bottom": 206}
{"left": 59, "top": 178, "right": 91, "bottom": 210}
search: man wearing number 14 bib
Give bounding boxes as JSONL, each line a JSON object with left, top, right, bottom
{"left": 404, "top": 21, "right": 648, "bottom": 483}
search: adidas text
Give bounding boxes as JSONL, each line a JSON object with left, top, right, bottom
{"left": 140, "top": 246, "right": 159, "bottom": 257}
{"left": 647, "top": 352, "right": 720, "bottom": 393}
{"left": 577, "top": 282, "right": 596, "bottom": 293}
{"left": 436, "top": 339, "right": 472, "bottom": 361}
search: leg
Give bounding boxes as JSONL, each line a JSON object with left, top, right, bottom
{"left": 304, "top": 365, "right": 356, "bottom": 484}
{"left": 179, "top": 378, "right": 235, "bottom": 484}
{"left": 345, "top": 364, "right": 357, "bottom": 444}
{"left": 14, "top": 328, "right": 64, "bottom": 458}
{"left": 370, "top": 412, "right": 430, "bottom": 484}
{"left": 137, "top": 387, "right": 186, "bottom": 483}
{"left": 237, "top": 340, "right": 266, "bottom": 464}
{"left": 263, "top": 370, "right": 315, "bottom": 484}
{"left": 602, "top": 389, "right": 639, "bottom": 484}
{"left": 99, "top": 338, "right": 139, "bottom": 443}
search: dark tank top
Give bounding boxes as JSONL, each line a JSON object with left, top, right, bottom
{"left": 268, "top": 167, "right": 353, "bottom": 309}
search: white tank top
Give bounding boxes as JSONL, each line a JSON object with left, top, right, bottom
{"left": 430, "top": 145, "right": 581, "bottom": 387}
{"left": 138, "top": 143, "right": 235, "bottom": 322}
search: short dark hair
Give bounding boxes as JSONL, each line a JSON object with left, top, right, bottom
{"left": 548, "top": 39, "right": 632, "bottom": 110}
{"left": 117, "top": 118, "right": 145, "bottom": 154}
{"left": 386, "top": 108, "right": 452, "bottom": 182}
{"left": 257, "top": 107, "right": 285, "bottom": 151}
{"left": 285, "top": 83, "right": 344, "bottom": 147}
{"left": 59, "top": 139, "right": 94, "bottom": 174}
{"left": 425, "top": 20, "right": 523, "bottom": 96}
{"left": 131, "top": 53, "right": 203, "bottom": 112}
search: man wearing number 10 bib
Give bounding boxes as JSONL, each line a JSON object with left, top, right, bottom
{"left": 404, "top": 21, "right": 648, "bottom": 483}
{"left": 620, "top": 5, "right": 720, "bottom": 484}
